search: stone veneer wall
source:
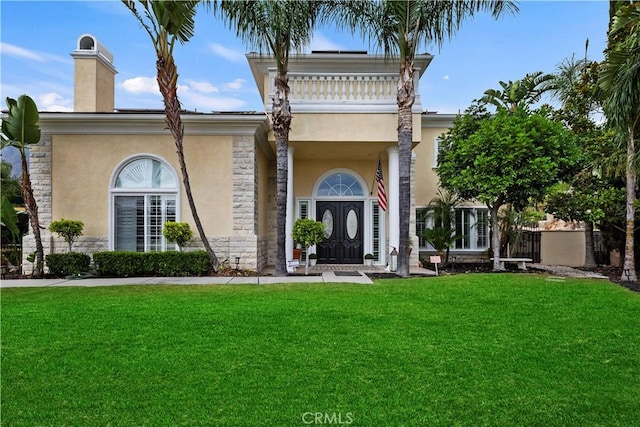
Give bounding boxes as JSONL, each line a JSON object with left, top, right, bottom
{"left": 21, "top": 135, "right": 53, "bottom": 274}
{"left": 230, "top": 134, "right": 260, "bottom": 270}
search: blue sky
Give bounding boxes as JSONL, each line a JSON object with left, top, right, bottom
{"left": 1, "top": 1, "right": 609, "bottom": 114}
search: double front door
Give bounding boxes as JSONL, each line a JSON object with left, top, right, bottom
{"left": 316, "top": 201, "right": 363, "bottom": 264}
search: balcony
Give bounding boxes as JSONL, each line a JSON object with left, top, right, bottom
{"left": 248, "top": 52, "right": 433, "bottom": 114}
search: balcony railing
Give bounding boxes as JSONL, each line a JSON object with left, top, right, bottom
{"left": 266, "top": 72, "right": 422, "bottom": 112}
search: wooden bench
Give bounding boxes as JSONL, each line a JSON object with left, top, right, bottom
{"left": 491, "top": 258, "right": 533, "bottom": 270}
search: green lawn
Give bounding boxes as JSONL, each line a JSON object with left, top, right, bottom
{"left": 2, "top": 274, "right": 639, "bottom": 426}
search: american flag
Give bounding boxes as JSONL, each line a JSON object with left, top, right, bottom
{"left": 375, "top": 157, "right": 388, "bottom": 212}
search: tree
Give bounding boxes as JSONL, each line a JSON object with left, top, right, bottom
{"left": 122, "top": 0, "right": 221, "bottom": 272}
{"left": 213, "top": 0, "right": 325, "bottom": 276}
{"left": 1, "top": 95, "right": 45, "bottom": 277}
{"left": 438, "top": 104, "right": 579, "bottom": 271}
{"left": 547, "top": 55, "right": 608, "bottom": 268}
{"left": 163, "top": 221, "right": 193, "bottom": 252}
{"left": 480, "top": 71, "right": 556, "bottom": 112}
{"left": 48, "top": 219, "right": 84, "bottom": 252}
{"left": 1, "top": 195, "right": 20, "bottom": 240}
{"left": 418, "top": 189, "right": 460, "bottom": 263}
{"left": 334, "top": 0, "right": 516, "bottom": 277}
{"left": 291, "top": 218, "right": 326, "bottom": 275}
{"left": 1, "top": 161, "right": 22, "bottom": 205}
{"left": 599, "top": 1, "right": 640, "bottom": 281}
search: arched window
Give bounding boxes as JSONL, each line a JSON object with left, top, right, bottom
{"left": 111, "top": 157, "right": 178, "bottom": 252}
{"left": 316, "top": 172, "right": 365, "bottom": 197}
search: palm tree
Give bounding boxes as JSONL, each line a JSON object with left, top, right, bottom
{"left": 122, "top": 0, "right": 221, "bottom": 271}
{"left": 418, "top": 189, "right": 460, "bottom": 263}
{"left": 599, "top": 1, "right": 640, "bottom": 282}
{"left": 1, "top": 95, "right": 45, "bottom": 277}
{"left": 548, "top": 54, "right": 605, "bottom": 269}
{"left": 335, "top": 0, "right": 517, "bottom": 277}
{"left": 213, "top": 0, "right": 325, "bottom": 276}
{"left": 480, "top": 71, "right": 556, "bottom": 112}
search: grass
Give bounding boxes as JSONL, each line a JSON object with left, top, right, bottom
{"left": 2, "top": 274, "right": 640, "bottom": 426}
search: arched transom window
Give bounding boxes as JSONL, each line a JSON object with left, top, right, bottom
{"left": 316, "top": 172, "right": 364, "bottom": 197}
{"left": 112, "top": 157, "right": 178, "bottom": 252}
{"left": 115, "top": 158, "right": 176, "bottom": 189}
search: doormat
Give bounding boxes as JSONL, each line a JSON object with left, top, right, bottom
{"left": 334, "top": 271, "right": 362, "bottom": 277}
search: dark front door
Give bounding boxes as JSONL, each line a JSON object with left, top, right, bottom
{"left": 316, "top": 201, "right": 363, "bottom": 264}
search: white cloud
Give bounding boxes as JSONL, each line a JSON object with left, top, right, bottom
{"left": 37, "top": 92, "right": 73, "bottom": 112}
{"left": 442, "top": 75, "right": 450, "bottom": 80}
{"left": 180, "top": 91, "right": 246, "bottom": 112}
{"left": 186, "top": 80, "right": 219, "bottom": 94}
{"left": 208, "top": 43, "right": 245, "bottom": 63}
{"left": 1, "top": 42, "right": 43, "bottom": 61}
{"left": 309, "top": 32, "right": 344, "bottom": 52}
{"left": 223, "top": 79, "right": 245, "bottom": 91}
{"left": 0, "top": 42, "right": 70, "bottom": 64}
{"left": 121, "top": 76, "right": 159, "bottom": 95}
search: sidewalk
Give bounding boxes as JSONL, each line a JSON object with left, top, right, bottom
{"left": 0, "top": 266, "right": 438, "bottom": 288}
{"left": 0, "top": 272, "right": 373, "bottom": 288}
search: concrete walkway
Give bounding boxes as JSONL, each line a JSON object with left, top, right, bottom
{"left": 2, "top": 264, "right": 605, "bottom": 288}
{"left": 0, "top": 265, "right": 440, "bottom": 288}
{"left": 0, "top": 271, "right": 375, "bottom": 288}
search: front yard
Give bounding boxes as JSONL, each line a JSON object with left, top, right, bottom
{"left": 2, "top": 274, "right": 639, "bottom": 426}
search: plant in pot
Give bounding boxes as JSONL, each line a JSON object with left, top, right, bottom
{"left": 364, "top": 253, "right": 374, "bottom": 266}
{"left": 308, "top": 252, "right": 318, "bottom": 266}
{"left": 292, "top": 218, "right": 326, "bottom": 275}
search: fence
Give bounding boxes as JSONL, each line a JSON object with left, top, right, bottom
{"left": 1, "top": 241, "right": 22, "bottom": 275}
{"left": 504, "top": 230, "right": 541, "bottom": 263}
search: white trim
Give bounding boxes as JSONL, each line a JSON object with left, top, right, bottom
{"left": 37, "top": 113, "right": 268, "bottom": 136}
{"left": 108, "top": 154, "right": 181, "bottom": 251}
{"left": 311, "top": 169, "right": 377, "bottom": 263}
{"left": 286, "top": 147, "right": 295, "bottom": 260}
{"left": 312, "top": 168, "right": 369, "bottom": 200}
{"left": 387, "top": 147, "right": 399, "bottom": 254}
{"left": 433, "top": 137, "right": 441, "bottom": 168}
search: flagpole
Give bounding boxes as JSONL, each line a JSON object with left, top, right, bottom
{"left": 371, "top": 153, "right": 380, "bottom": 196}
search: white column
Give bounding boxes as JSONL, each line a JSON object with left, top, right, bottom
{"left": 387, "top": 146, "right": 399, "bottom": 254}
{"left": 286, "top": 146, "right": 295, "bottom": 260}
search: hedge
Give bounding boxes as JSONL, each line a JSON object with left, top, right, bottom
{"left": 45, "top": 252, "right": 91, "bottom": 277}
{"left": 93, "top": 251, "right": 210, "bottom": 277}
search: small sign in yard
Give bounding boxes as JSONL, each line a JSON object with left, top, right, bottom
{"left": 430, "top": 255, "right": 441, "bottom": 276}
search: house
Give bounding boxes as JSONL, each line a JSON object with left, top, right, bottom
{"left": 20, "top": 34, "right": 515, "bottom": 273}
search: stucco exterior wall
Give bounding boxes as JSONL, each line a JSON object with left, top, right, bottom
{"left": 51, "top": 134, "right": 234, "bottom": 237}
{"left": 73, "top": 58, "right": 114, "bottom": 112}
{"left": 293, "top": 159, "right": 381, "bottom": 198}
{"left": 414, "top": 127, "right": 448, "bottom": 207}
{"left": 289, "top": 113, "right": 421, "bottom": 143}
{"left": 541, "top": 230, "right": 586, "bottom": 267}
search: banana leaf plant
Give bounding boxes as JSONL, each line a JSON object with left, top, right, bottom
{"left": 1, "top": 95, "right": 45, "bottom": 277}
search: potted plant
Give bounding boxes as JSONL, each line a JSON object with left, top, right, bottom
{"left": 292, "top": 218, "right": 326, "bottom": 275}
{"left": 308, "top": 253, "right": 318, "bottom": 266}
{"left": 364, "top": 253, "right": 374, "bottom": 266}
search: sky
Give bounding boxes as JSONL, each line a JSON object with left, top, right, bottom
{"left": 0, "top": 0, "right": 610, "bottom": 115}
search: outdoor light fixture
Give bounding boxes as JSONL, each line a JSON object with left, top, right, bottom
{"left": 235, "top": 256, "right": 240, "bottom": 270}
{"left": 389, "top": 247, "right": 398, "bottom": 272}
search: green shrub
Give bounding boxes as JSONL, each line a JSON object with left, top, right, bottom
{"left": 45, "top": 252, "right": 91, "bottom": 277}
{"left": 163, "top": 222, "right": 193, "bottom": 251}
{"left": 93, "top": 251, "right": 210, "bottom": 277}
{"left": 48, "top": 219, "right": 84, "bottom": 252}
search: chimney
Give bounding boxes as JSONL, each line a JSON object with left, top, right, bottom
{"left": 71, "top": 34, "right": 117, "bottom": 112}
